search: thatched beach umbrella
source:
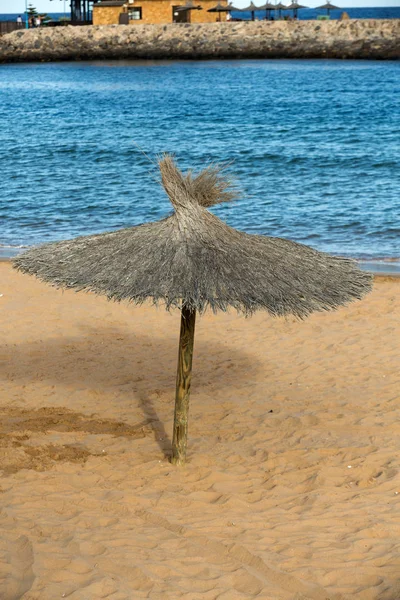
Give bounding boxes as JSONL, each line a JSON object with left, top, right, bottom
{"left": 259, "top": 1, "right": 275, "bottom": 19}
{"left": 317, "top": 0, "right": 339, "bottom": 15}
{"left": 241, "top": 1, "right": 260, "bottom": 20}
{"left": 274, "top": 2, "right": 287, "bottom": 17}
{"left": 207, "top": 2, "right": 238, "bottom": 21}
{"left": 285, "top": 0, "right": 307, "bottom": 17}
{"left": 14, "top": 156, "right": 372, "bottom": 465}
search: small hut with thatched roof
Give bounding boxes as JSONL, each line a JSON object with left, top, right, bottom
{"left": 14, "top": 156, "right": 372, "bottom": 465}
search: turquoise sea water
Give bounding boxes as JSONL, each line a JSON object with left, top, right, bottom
{"left": 235, "top": 6, "right": 400, "bottom": 19}
{"left": 0, "top": 59, "right": 399, "bottom": 261}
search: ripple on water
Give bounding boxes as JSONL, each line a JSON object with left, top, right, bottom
{"left": 0, "top": 59, "right": 399, "bottom": 258}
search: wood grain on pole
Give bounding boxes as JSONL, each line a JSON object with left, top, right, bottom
{"left": 171, "top": 306, "right": 196, "bottom": 465}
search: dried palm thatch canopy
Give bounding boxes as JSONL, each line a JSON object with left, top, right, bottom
{"left": 285, "top": 0, "right": 307, "bottom": 16}
{"left": 241, "top": 1, "right": 260, "bottom": 19}
{"left": 208, "top": 2, "right": 238, "bottom": 20}
{"left": 274, "top": 2, "right": 288, "bottom": 17}
{"left": 317, "top": 0, "right": 340, "bottom": 13}
{"left": 14, "top": 155, "right": 372, "bottom": 465}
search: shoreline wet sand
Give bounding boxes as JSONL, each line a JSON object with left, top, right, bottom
{"left": 0, "top": 261, "right": 399, "bottom": 599}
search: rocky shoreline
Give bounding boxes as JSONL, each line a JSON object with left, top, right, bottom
{"left": 0, "top": 20, "right": 399, "bottom": 62}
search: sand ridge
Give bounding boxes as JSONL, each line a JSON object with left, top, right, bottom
{"left": 0, "top": 263, "right": 399, "bottom": 599}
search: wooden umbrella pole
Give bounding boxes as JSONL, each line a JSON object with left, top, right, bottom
{"left": 171, "top": 305, "right": 196, "bottom": 465}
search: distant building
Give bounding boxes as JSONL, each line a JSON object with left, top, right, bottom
{"left": 93, "top": 0, "right": 228, "bottom": 25}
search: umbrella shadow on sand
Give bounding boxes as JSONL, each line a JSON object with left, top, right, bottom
{"left": 1, "top": 323, "right": 265, "bottom": 457}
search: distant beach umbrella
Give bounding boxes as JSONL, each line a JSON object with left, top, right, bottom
{"left": 259, "top": 1, "right": 275, "bottom": 19}
{"left": 240, "top": 1, "right": 261, "bottom": 20}
{"left": 317, "top": 0, "right": 340, "bottom": 15}
{"left": 207, "top": 2, "right": 238, "bottom": 21}
{"left": 274, "top": 2, "right": 287, "bottom": 17}
{"left": 285, "top": 1, "right": 307, "bottom": 17}
{"left": 14, "top": 156, "right": 372, "bottom": 466}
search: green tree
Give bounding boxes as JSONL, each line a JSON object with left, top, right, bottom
{"left": 26, "top": 4, "right": 38, "bottom": 18}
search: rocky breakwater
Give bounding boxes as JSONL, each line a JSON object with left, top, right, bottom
{"left": 0, "top": 20, "right": 399, "bottom": 63}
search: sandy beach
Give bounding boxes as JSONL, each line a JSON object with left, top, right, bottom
{"left": 0, "top": 261, "right": 399, "bottom": 599}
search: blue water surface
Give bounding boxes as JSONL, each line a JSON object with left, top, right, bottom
{"left": 0, "top": 59, "right": 399, "bottom": 258}
{"left": 234, "top": 6, "right": 400, "bottom": 19}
